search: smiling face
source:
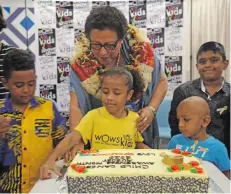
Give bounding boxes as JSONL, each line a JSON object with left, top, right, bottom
{"left": 3, "top": 70, "right": 36, "bottom": 106}
{"left": 196, "top": 51, "right": 229, "bottom": 82}
{"left": 101, "top": 75, "right": 133, "bottom": 117}
{"left": 89, "top": 29, "right": 123, "bottom": 68}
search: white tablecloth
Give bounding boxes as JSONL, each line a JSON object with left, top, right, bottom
{"left": 30, "top": 160, "right": 230, "bottom": 193}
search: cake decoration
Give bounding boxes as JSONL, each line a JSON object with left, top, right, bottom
{"left": 67, "top": 149, "right": 209, "bottom": 193}
{"left": 71, "top": 164, "right": 87, "bottom": 173}
{"left": 161, "top": 152, "right": 184, "bottom": 166}
{"left": 189, "top": 161, "right": 199, "bottom": 167}
{"left": 167, "top": 162, "right": 204, "bottom": 174}
{"left": 172, "top": 149, "right": 181, "bottom": 154}
{"left": 183, "top": 163, "right": 191, "bottom": 170}
{"left": 78, "top": 148, "right": 99, "bottom": 156}
{"left": 90, "top": 148, "right": 98, "bottom": 153}
{"left": 171, "top": 149, "right": 193, "bottom": 157}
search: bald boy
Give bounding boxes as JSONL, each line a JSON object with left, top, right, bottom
{"left": 168, "top": 96, "right": 230, "bottom": 179}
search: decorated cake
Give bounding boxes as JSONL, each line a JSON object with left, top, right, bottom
{"left": 67, "top": 149, "right": 209, "bottom": 193}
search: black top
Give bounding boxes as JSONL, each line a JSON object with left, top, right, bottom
{"left": 169, "top": 78, "right": 230, "bottom": 154}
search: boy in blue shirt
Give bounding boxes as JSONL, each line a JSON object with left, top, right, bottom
{"left": 168, "top": 96, "right": 230, "bottom": 179}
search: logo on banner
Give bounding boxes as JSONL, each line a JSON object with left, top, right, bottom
{"left": 57, "top": 57, "right": 70, "bottom": 83}
{"left": 165, "top": 56, "right": 182, "bottom": 95}
{"left": 165, "top": 56, "right": 182, "bottom": 78}
{"left": 39, "top": 84, "right": 57, "bottom": 101}
{"left": 73, "top": 1, "right": 91, "bottom": 10}
{"left": 129, "top": 1, "right": 146, "bottom": 28}
{"left": 56, "top": 1, "right": 73, "bottom": 28}
{"left": 92, "top": 1, "right": 110, "bottom": 8}
{"left": 147, "top": 28, "right": 164, "bottom": 55}
{"left": 166, "top": 1, "right": 183, "bottom": 27}
{"left": 75, "top": 29, "right": 84, "bottom": 43}
{"left": 38, "top": 29, "right": 56, "bottom": 56}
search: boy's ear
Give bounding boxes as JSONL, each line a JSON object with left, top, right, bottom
{"left": 223, "top": 60, "right": 229, "bottom": 70}
{"left": 126, "top": 89, "right": 134, "bottom": 101}
{"left": 0, "top": 78, "right": 8, "bottom": 89}
{"left": 202, "top": 115, "right": 211, "bottom": 128}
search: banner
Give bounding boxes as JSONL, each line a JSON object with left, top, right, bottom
{"left": 35, "top": 0, "right": 187, "bottom": 129}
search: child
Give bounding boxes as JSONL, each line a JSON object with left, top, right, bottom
{"left": 168, "top": 96, "right": 230, "bottom": 179}
{"left": 169, "top": 41, "right": 230, "bottom": 155}
{"left": 0, "top": 49, "right": 66, "bottom": 193}
{"left": 40, "top": 66, "right": 150, "bottom": 179}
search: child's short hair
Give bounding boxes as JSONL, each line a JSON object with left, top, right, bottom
{"left": 196, "top": 41, "right": 226, "bottom": 61}
{"left": 3, "top": 49, "right": 35, "bottom": 80}
{"left": 0, "top": 5, "right": 7, "bottom": 32}
{"left": 100, "top": 66, "right": 145, "bottom": 100}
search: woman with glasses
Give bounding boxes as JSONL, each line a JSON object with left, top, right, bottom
{"left": 67, "top": 6, "right": 168, "bottom": 159}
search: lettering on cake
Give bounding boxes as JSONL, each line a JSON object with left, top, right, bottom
{"left": 105, "top": 156, "right": 132, "bottom": 164}
{"left": 137, "top": 153, "right": 155, "bottom": 156}
{"left": 120, "top": 164, "right": 149, "bottom": 169}
{"left": 76, "top": 154, "right": 155, "bottom": 169}
{"left": 77, "top": 162, "right": 103, "bottom": 165}
{"left": 91, "top": 153, "right": 134, "bottom": 156}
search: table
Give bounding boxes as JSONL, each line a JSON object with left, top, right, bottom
{"left": 30, "top": 160, "right": 230, "bottom": 193}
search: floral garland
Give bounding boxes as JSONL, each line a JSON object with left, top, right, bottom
{"left": 71, "top": 24, "right": 155, "bottom": 99}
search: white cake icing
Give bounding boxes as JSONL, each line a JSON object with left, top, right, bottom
{"left": 67, "top": 149, "right": 209, "bottom": 193}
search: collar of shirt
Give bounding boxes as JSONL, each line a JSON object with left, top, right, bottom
{"left": 3, "top": 93, "right": 39, "bottom": 113}
{"left": 199, "top": 78, "right": 226, "bottom": 99}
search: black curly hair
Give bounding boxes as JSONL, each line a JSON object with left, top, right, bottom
{"left": 0, "top": 6, "right": 7, "bottom": 32}
{"left": 85, "top": 6, "right": 128, "bottom": 40}
{"left": 99, "top": 66, "right": 145, "bottom": 100}
{"left": 3, "top": 49, "right": 35, "bottom": 80}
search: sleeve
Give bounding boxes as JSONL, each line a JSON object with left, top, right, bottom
{"left": 75, "top": 111, "right": 94, "bottom": 145}
{"left": 69, "top": 80, "right": 75, "bottom": 92}
{"left": 214, "top": 144, "right": 231, "bottom": 172}
{"left": 151, "top": 53, "right": 162, "bottom": 90}
{"left": 167, "top": 136, "right": 178, "bottom": 149}
{"left": 51, "top": 101, "right": 66, "bottom": 147}
{"left": 135, "top": 131, "right": 144, "bottom": 143}
{"left": 168, "top": 86, "right": 186, "bottom": 137}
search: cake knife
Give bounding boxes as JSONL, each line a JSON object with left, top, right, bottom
{"left": 56, "top": 164, "right": 69, "bottom": 182}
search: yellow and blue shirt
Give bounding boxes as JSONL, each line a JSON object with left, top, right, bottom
{"left": 0, "top": 95, "right": 66, "bottom": 193}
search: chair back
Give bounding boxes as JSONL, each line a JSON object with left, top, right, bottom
{"left": 156, "top": 98, "right": 172, "bottom": 129}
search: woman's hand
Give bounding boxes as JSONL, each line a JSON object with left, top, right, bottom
{"left": 40, "top": 158, "right": 62, "bottom": 180}
{"left": 137, "top": 107, "right": 154, "bottom": 132}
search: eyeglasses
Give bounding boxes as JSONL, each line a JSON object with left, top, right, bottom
{"left": 198, "top": 57, "right": 221, "bottom": 65}
{"left": 90, "top": 39, "right": 119, "bottom": 51}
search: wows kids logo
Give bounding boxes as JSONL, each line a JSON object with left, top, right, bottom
{"left": 94, "top": 134, "right": 133, "bottom": 148}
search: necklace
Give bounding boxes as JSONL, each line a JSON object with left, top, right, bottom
{"left": 116, "top": 51, "right": 120, "bottom": 67}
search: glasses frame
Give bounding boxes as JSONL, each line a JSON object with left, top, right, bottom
{"left": 90, "top": 39, "right": 120, "bottom": 51}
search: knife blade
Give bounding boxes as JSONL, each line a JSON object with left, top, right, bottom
{"left": 56, "top": 164, "right": 68, "bottom": 182}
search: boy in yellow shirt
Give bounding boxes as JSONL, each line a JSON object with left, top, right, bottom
{"left": 0, "top": 49, "right": 66, "bottom": 193}
{"left": 40, "top": 66, "right": 150, "bottom": 179}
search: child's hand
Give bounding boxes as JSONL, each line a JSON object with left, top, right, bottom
{"left": 40, "top": 159, "right": 62, "bottom": 180}
{"left": 0, "top": 116, "right": 11, "bottom": 139}
{"left": 64, "top": 143, "right": 84, "bottom": 162}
